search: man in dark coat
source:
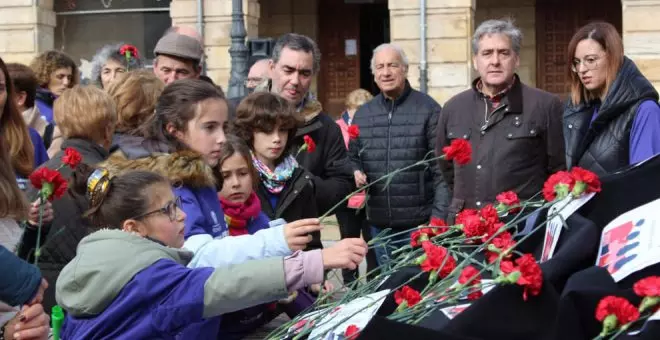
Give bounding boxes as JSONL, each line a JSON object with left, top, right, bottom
{"left": 348, "top": 43, "right": 450, "bottom": 265}
{"left": 230, "top": 33, "right": 354, "bottom": 216}
{"left": 436, "top": 19, "right": 565, "bottom": 224}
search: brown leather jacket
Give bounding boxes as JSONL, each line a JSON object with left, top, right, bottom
{"left": 436, "top": 75, "right": 566, "bottom": 223}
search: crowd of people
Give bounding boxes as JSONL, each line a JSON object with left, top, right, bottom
{"left": 0, "top": 17, "right": 659, "bottom": 340}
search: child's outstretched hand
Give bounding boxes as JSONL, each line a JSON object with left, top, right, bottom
{"left": 284, "top": 218, "right": 322, "bottom": 251}
{"left": 321, "top": 238, "right": 367, "bottom": 270}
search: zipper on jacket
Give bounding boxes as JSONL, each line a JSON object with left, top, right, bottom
{"left": 481, "top": 98, "right": 507, "bottom": 131}
{"left": 386, "top": 100, "right": 394, "bottom": 226}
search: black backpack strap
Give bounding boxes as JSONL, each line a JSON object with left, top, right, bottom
{"left": 43, "top": 123, "right": 55, "bottom": 150}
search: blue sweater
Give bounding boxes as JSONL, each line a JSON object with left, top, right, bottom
{"left": 0, "top": 245, "right": 41, "bottom": 306}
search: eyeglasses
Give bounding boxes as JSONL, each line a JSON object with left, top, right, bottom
{"left": 571, "top": 55, "right": 603, "bottom": 73}
{"left": 244, "top": 77, "right": 264, "bottom": 87}
{"left": 131, "top": 196, "right": 182, "bottom": 222}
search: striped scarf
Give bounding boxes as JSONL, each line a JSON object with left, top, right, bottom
{"left": 251, "top": 152, "right": 298, "bottom": 194}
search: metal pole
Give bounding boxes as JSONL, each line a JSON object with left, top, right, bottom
{"left": 419, "top": 0, "right": 428, "bottom": 93}
{"left": 227, "top": 0, "right": 249, "bottom": 99}
{"left": 196, "top": 0, "right": 206, "bottom": 75}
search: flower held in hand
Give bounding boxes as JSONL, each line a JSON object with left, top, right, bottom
{"left": 62, "top": 147, "right": 82, "bottom": 169}
{"left": 442, "top": 138, "right": 472, "bottom": 165}
{"left": 29, "top": 167, "right": 68, "bottom": 201}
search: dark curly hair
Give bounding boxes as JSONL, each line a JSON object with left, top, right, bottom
{"left": 29, "top": 50, "right": 79, "bottom": 88}
{"left": 229, "top": 92, "right": 302, "bottom": 165}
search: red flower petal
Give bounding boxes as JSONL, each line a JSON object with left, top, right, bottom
{"left": 347, "top": 125, "right": 360, "bottom": 140}
{"left": 442, "top": 139, "right": 472, "bottom": 165}
{"left": 570, "top": 167, "right": 602, "bottom": 194}
{"left": 394, "top": 285, "right": 422, "bottom": 307}
{"left": 458, "top": 265, "right": 482, "bottom": 286}
{"left": 595, "top": 296, "right": 640, "bottom": 324}
{"left": 303, "top": 135, "right": 316, "bottom": 153}
{"left": 420, "top": 242, "right": 457, "bottom": 278}
{"left": 633, "top": 276, "right": 660, "bottom": 297}
{"left": 62, "top": 147, "right": 82, "bottom": 169}
{"left": 543, "top": 171, "right": 575, "bottom": 202}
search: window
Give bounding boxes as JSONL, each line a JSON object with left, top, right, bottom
{"left": 54, "top": 0, "right": 172, "bottom": 81}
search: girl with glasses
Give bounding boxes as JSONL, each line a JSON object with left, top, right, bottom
{"left": 56, "top": 165, "right": 366, "bottom": 339}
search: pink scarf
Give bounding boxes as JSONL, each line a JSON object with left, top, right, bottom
{"left": 219, "top": 192, "right": 262, "bottom": 236}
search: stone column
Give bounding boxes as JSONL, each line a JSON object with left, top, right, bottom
{"left": 0, "top": 0, "right": 56, "bottom": 64}
{"left": 389, "top": 0, "right": 475, "bottom": 104}
{"left": 170, "top": 0, "right": 260, "bottom": 90}
{"left": 622, "top": 0, "right": 660, "bottom": 91}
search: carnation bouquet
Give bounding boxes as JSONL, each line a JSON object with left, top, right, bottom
{"left": 266, "top": 137, "right": 660, "bottom": 340}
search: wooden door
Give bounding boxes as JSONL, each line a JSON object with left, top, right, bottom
{"left": 536, "top": 0, "right": 622, "bottom": 97}
{"left": 318, "top": 0, "right": 361, "bottom": 118}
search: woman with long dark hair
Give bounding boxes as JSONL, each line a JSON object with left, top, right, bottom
{"left": 564, "top": 21, "right": 660, "bottom": 175}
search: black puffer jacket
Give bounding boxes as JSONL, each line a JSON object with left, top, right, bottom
{"left": 349, "top": 81, "right": 449, "bottom": 230}
{"left": 564, "top": 57, "right": 659, "bottom": 176}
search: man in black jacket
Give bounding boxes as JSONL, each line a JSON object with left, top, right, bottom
{"left": 349, "top": 43, "right": 450, "bottom": 265}
{"left": 230, "top": 33, "right": 354, "bottom": 216}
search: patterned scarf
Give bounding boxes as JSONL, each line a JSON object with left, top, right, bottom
{"left": 251, "top": 152, "right": 298, "bottom": 194}
{"left": 219, "top": 192, "right": 262, "bottom": 236}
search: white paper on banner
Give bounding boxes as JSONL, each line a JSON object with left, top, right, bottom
{"left": 596, "top": 198, "right": 660, "bottom": 282}
{"left": 307, "top": 290, "right": 390, "bottom": 339}
{"left": 433, "top": 279, "right": 496, "bottom": 304}
{"left": 627, "top": 308, "right": 660, "bottom": 336}
{"left": 540, "top": 193, "right": 596, "bottom": 262}
{"left": 440, "top": 303, "right": 472, "bottom": 319}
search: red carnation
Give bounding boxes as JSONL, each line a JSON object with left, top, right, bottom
{"left": 62, "top": 147, "right": 82, "bottom": 169}
{"left": 394, "top": 285, "right": 422, "bottom": 308}
{"left": 634, "top": 276, "right": 660, "bottom": 297}
{"left": 410, "top": 228, "right": 432, "bottom": 247}
{"left": 29, "top": 167, "right": 68, "bottom": 201}
{"left": 303, "top": 135, "right": 316, "bottom": 153}
{"left": 420, "top": 242, "right": 457, "bottom": 278}
{"left": 486, "top": 231, "right": 516, "bottom": 263}
{"left": 496, "top": 254, "right": 543, "bottom": 301}
{"left": 347, "top": 125, "right": 360, "bottom": 140}
{"left": 480, "top": 204, "right": 500, "bottom": 225}
{"left": 515, "top": 254, "right": 544, "bottom": 301}
{"left": 570, "top": 167, "right": 602, "bottom": 197}
{"left": 442, "top": 138, "right": 472, "bottom": 165}
{"left": 455, "top": 209, "right": 479, "bottom": 225}
{"left": 633, "top": 276, "right": 660, "bottom": 312}
{"left": 496, "top": 191, "right": 521, "bottom": 213}
{"left": 543, "top": 171, "right": 575, "bottom": 202}
{"left": 459, "top": 266, "right": 483, "bottom": 301}
{"left": 119, "top": 44, "right": 139, "bottom": 59}
{"left": 595, "top": 296, "right": 639, "bottom": 336}
{"left": 462, "top": 214, "right": 487, "bottom": 240}
{"left": 344, "top": 324, "right": 361, "bottom": 340}
{"left": 429, "top": 217, "right": 449, "bottom": 235}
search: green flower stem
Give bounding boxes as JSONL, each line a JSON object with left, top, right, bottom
{"left": 318, "top": 153, "right": 445, "bottom": 223}
{"left": 34, "top": 194, "right": 45, "bottom": 266}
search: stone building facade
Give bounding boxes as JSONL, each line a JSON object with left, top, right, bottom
{"left": 1, "top": 0, "right": 659, "bottom": 115}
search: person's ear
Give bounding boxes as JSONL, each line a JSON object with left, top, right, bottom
{"left": 15, "top": 91, "right": 27, "bottom": 108}
{"left": 166, "top": 122, "right": 185, "bottom": 140}
{"left": 121, "top": 219, "right": 148, "bottom": 237}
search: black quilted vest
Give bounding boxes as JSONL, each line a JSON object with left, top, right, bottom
{"left": 564, "top": 57, "right": 659, "bottom": 176}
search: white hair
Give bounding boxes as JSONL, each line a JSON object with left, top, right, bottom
{"left": 370, "top": 43, "right": 409, "bottom": 74}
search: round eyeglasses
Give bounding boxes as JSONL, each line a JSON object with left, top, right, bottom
{"left": 571, "top": 55, "right": 602, "bottom": 73}
{"left": 131, "top": 196, "right": 182, "bottom": 222}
